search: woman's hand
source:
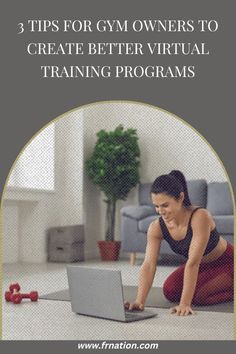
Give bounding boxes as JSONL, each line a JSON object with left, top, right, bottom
{"left": 124, "top": 300, "right": 144, "bottom": 311}
{"left": 170, "top": 303, "right": 195, "bottom": 316}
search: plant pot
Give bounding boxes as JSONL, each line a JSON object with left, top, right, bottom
{"left": 97, "top": 240, "right": 121, "bottom": 261}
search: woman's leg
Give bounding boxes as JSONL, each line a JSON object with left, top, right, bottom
{"left": 195, "top": 288, "right": 233, "bottom": 305}
{"left": 163, "top": 264, "right": 185, "bottom": 302}
{"left": 192, "top": 266, "right": 233, "bottom": 305}
{"left": 163, "top": 253, "right": 234, "bottom": 305}
{"left": 193, "top": 243, "right": 234, "bottom": 305}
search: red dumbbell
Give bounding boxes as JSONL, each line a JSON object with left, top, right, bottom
{"left": 11, "top": 291, "right": 39, "bottom": 304}
{"left": 5, "top": 283, "right": 21, "bottom": 302}
{"left": 5, "top": 291, "right": 12, "bottom": 302}
{"left": 9, "top": 283, "right": 21, "bottom": 293}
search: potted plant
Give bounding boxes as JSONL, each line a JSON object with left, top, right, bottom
{"left": 85, "top": 125, "right": 140, "bottom": 261}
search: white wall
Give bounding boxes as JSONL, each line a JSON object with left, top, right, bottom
{"left": 3, "top": 110, "right": 84, "bottom": 263}
{"left": 83, "top": 119, "right": 103, "bottom": 259}
{"left": 53, "top": 110, "right": 84, "bottom": 226}
{"left": 82, "top": 102, "right": 227, "bottom": 255}
{"left": 83, "top": 102, "right": 226, "bottom": 183}
{"left": 2, "top": 202, "right": 19, "bottom": 263}
{"left": 2, "top": 102, "right": 229, "bottom": 263}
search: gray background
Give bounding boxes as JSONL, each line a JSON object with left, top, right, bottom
{"left": 1, "top": 0, "right": 235, "bottom": 196}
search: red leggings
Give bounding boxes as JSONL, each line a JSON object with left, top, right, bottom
{"left": 163, "top": 242, "right": 234, "bottom": 305}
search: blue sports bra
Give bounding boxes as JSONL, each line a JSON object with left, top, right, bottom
{"left": 159, "top": 207, "right": 220, "bottom": 258}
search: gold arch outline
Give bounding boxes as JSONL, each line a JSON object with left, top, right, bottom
{"left": 0, "top": 100, "right": 235, "bottom": 339}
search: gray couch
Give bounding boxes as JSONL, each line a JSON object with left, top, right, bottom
{"left": 121, "top": 180, "right": 234, "bottom": 264}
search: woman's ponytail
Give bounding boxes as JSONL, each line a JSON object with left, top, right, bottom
{"left": 169, "top": 170, "right": 191, "bottom": 207}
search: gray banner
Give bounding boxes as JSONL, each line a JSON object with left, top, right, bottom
{"left": 0, "top": 341, "right": 236, "bottom": 353}
{"left": 1, "top": 0, "right": 236, "bottom": 194}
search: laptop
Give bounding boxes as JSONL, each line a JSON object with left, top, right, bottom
{"left": 66, "top": 266, "right": 157, "bottom": 322}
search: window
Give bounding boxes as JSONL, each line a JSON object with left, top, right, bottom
{"left": 7, "top": 123, "right": 55, "bottom": 191}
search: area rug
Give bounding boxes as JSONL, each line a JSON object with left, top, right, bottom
{"left": 40, "top": 286, "right": 233, "bottom": 313}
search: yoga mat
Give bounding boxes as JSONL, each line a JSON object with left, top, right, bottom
{"left": 40, "top": 286, "right": 233, "bottom": 313}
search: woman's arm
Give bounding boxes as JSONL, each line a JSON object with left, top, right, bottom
{"left": 125, "top": 220, "right": 162, "bottom": 310}
{"left": 172, "top": 209, "right": 212, "bottom": 315}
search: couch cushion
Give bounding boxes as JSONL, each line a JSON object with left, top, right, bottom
{"left": 222, "top": 235, "right": 234, "bottom": 245}
{"left": 207, "top": 182, "right": 233, "bottom": 215}
{"left": 139, "top": 183, "right": 152, "bottom": 206}
{"left": 138, "top": 215, "right": 159, "bottom": 233}
{"left": 139, "top": 180, "right": 207, "bottom": 208}
{"left": 121, "top": 206, "right": 155, "bottom": 220}
{"left": 138, "top": 215, "right": 234, "bottom": 238}
{"left": 187, "top": 179, "right": 207, "bottom": 207}
{"left": 213, "top": 215, "right": 234, "bottom": 235}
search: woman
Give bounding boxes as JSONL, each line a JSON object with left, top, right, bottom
{"left": 125, "top": 170, "right": 234, "bottom": 316}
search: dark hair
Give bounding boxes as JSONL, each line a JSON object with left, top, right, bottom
{"left": 150, "top": 170, "right": 192, "bottom": 207}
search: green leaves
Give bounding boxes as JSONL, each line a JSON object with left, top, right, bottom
{"left": 85, "top": 124, "right": 141, "bottom": 241}
{"left": 85, "top": 125, "right": 140, "bottom": 202}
